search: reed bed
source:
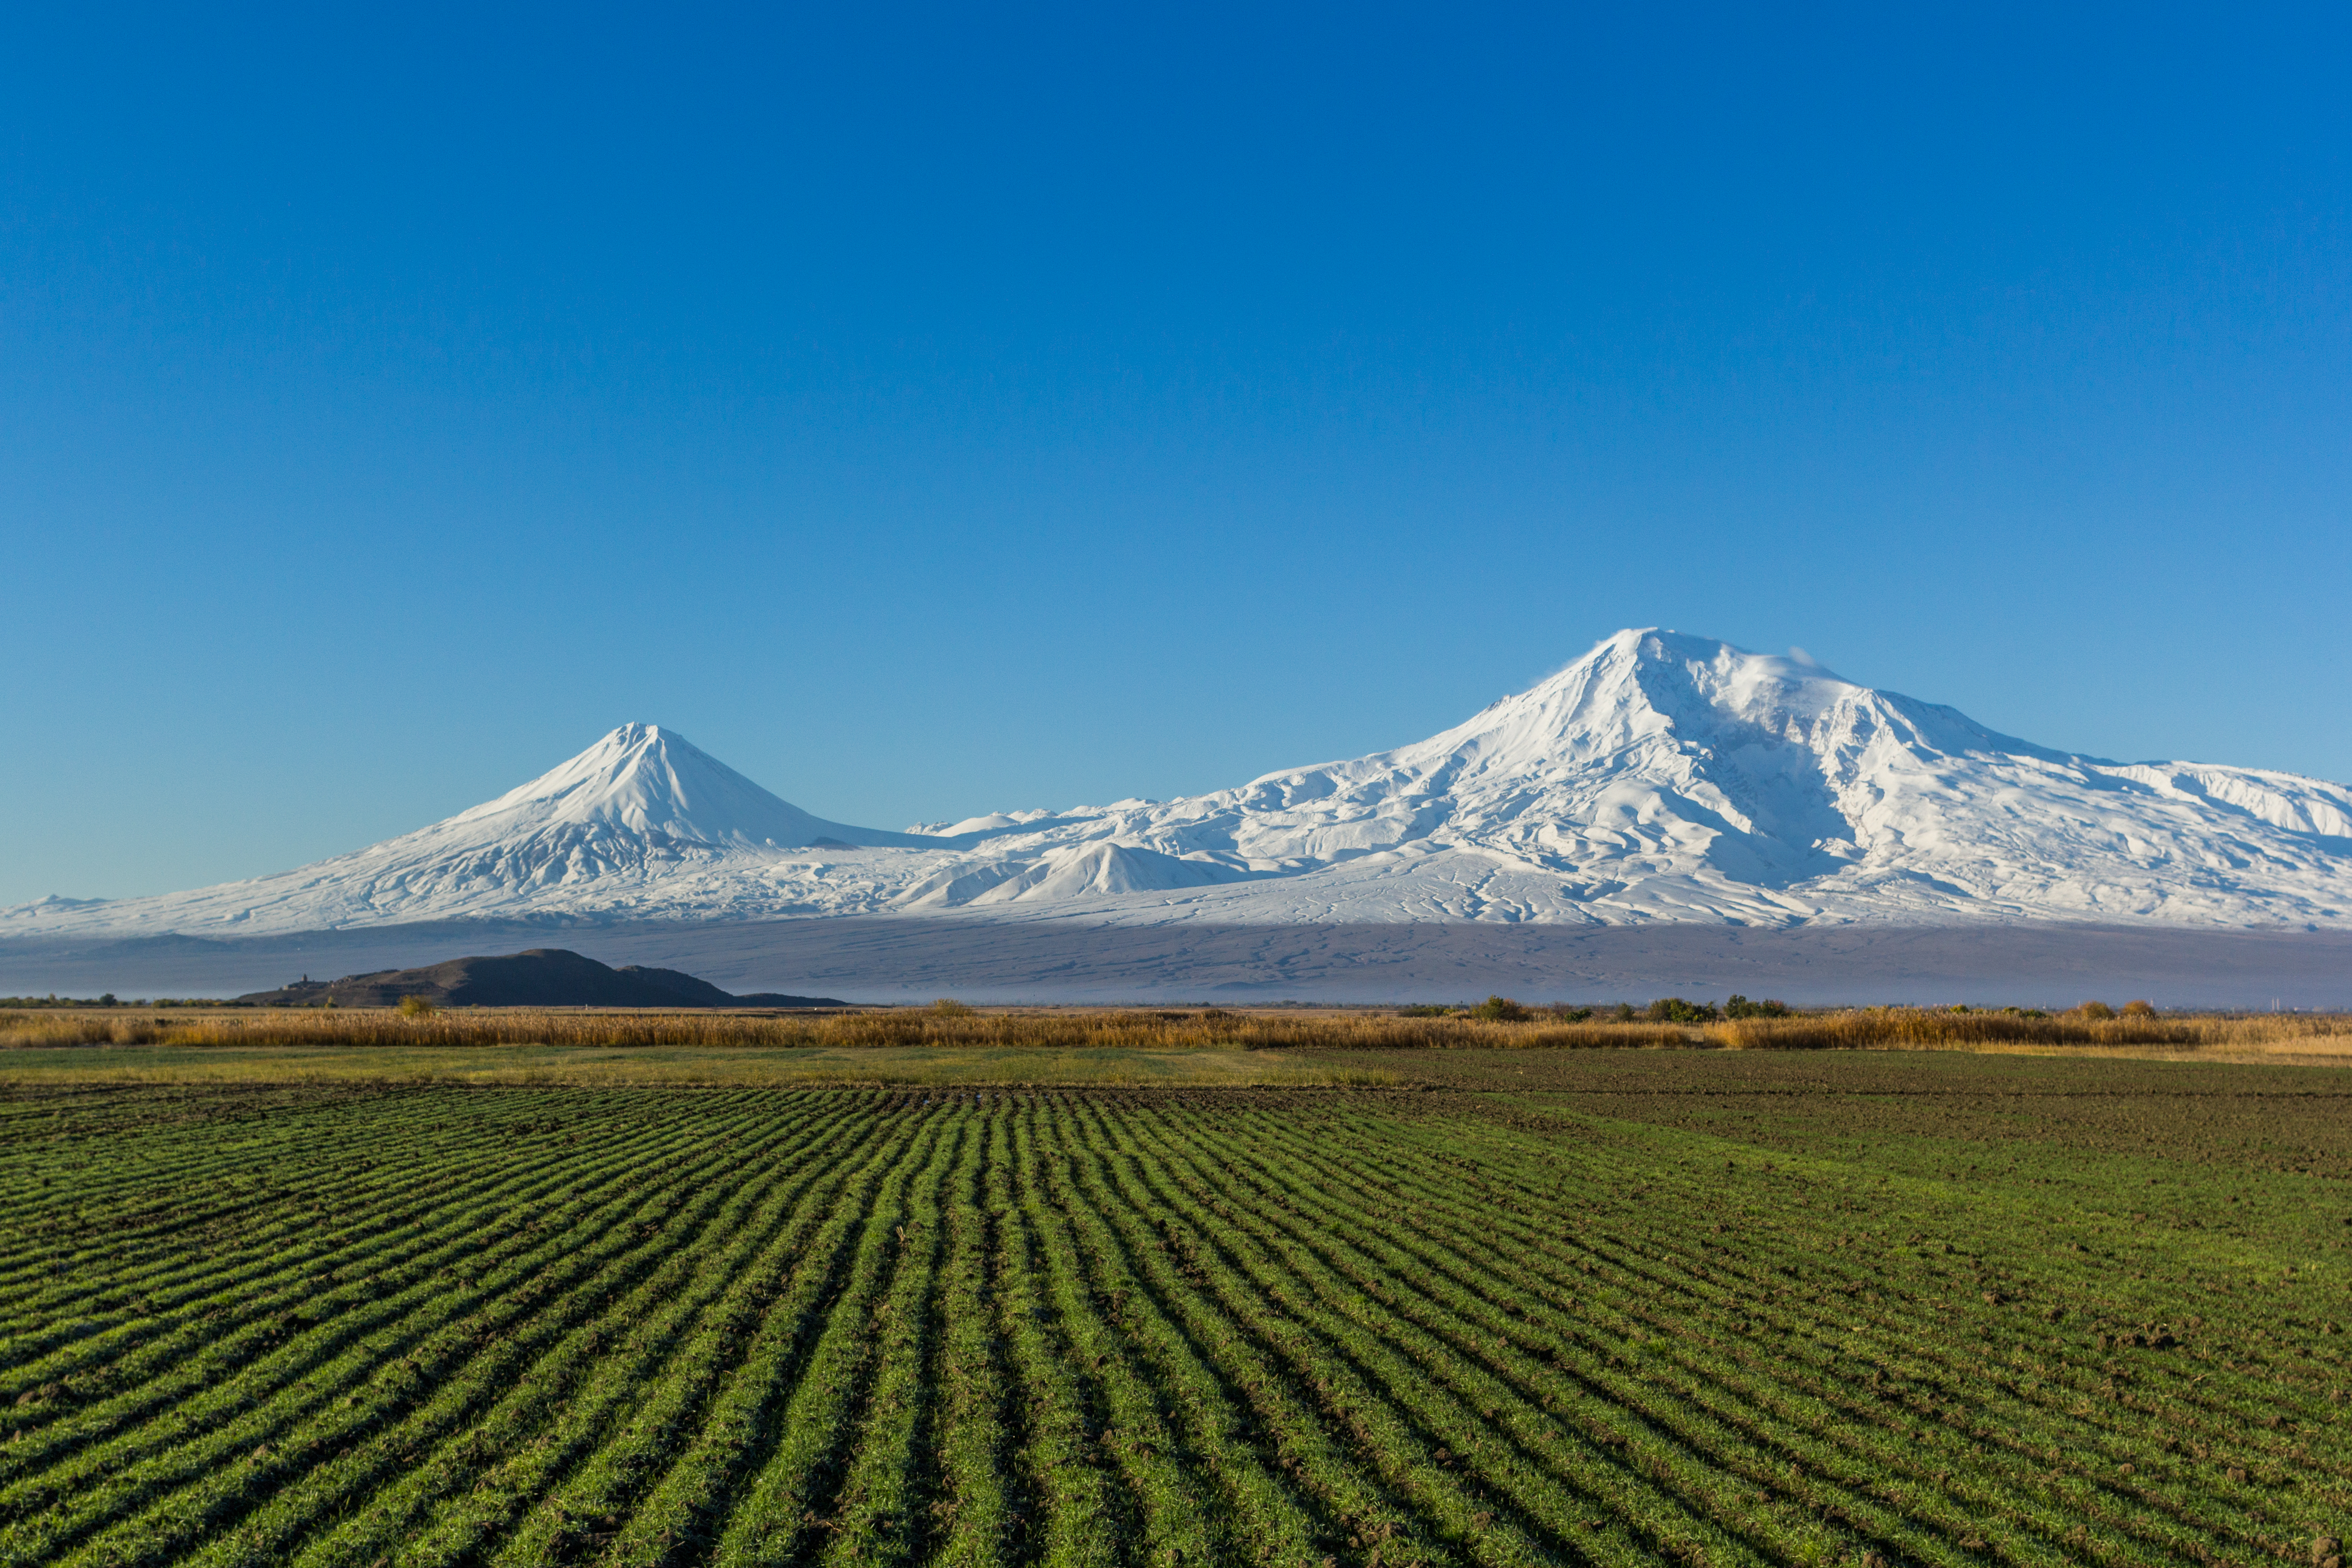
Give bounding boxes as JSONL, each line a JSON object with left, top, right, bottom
{"left": 0, "top": 1008, "right": 1695, "bottom": 1053}
{"left": 6, "top": 1004, "right": 2346, "bottom": 1056}
{"left": 1705, "top": 1006, "right": 2352, "bottom": 1051}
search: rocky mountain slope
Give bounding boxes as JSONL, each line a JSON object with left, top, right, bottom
{"left": 11, "top": 631, "right": 2350, "bottom": 936}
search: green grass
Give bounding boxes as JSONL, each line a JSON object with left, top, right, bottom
{"left": 0, "top": 1042, "right": 1401, "bottom": 1088}
{"left": 0, "top": 1055, "right": 2346, "bottom": 1565}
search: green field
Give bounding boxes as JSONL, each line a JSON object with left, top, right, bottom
{"left": 0, "top": 1042, "right": 1396, "bottom": 1089}
{"left": 2, "top": 1053, "right": 2347, "bottom": 1566}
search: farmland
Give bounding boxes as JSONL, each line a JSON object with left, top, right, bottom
{"left": 2, "top": 1053, "right": 2347, "bottom": 1566}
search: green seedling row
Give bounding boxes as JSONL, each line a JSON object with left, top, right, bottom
{"left": 1, "top": 1066, "right": 2344, "bottom": 1568}
{"left": 20, "top": 1102, "right": 809, "bottom": 1565}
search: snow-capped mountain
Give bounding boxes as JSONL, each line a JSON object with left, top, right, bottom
{"left": 0, "top": 723, "right": 960, "bottom": 935}
{"left": 11, "top": 631, "right": 2351, "bottom": 936}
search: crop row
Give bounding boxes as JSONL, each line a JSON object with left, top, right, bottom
{"left": 0, "top": 1084, "right": 2342, "bottom": 1567}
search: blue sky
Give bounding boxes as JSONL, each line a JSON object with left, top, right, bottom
{"left": 5, "top": 2, "right": 2348, "bottom": 903}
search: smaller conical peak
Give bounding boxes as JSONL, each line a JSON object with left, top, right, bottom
{"left": 571, "top": 721, "right": 683, "bottom": 769}
{"left": 437, "top": 725, "right": 936, "bottom": 851}
{"left": 520, "top": 724, "right": 714, "bottom": 809}
{"left": 602, "top": 720, "right": 666, "bottom": 750}
{"left": 450, "top": 724, "right": 820, "bottom": 847}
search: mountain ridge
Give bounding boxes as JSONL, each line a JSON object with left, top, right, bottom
{"left": 11, "top": 629, "right": 2350, "bottom": 936}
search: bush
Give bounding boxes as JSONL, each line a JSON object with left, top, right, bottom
{"left": 1396, "top": 1004, "right": 1452, "bottom": 1018}
{"left": 1612, "top": 1003, "right": 1637, "bottom": 1022}
{"left": 2073, "top": 1000, "right": 2117, "bottom": 1021}
{"left": 1724, "top": 994, "right": 1789, "bottom": 1019}
{"left": 1645, "top": 997, "right": 1720, "bottom": 1024}
{"left": 1545, "top": 1005, "right": 1594, "bottom": 1023}
{"left": 2121, "top": 999, "right": 2156, "bottom": 1018}
{"left": 396, "top": 995, "right": 436, "bottom": 1018}
{"left": 929, "top": 998, "right": 978, "bottom": 1017}
{"left": 1470, "top": 995, "right": 1530, "bottom": 1022}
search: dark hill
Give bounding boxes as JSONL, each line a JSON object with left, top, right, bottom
{"left": 234, "top": 949, "right": 846, "bottom": 1009}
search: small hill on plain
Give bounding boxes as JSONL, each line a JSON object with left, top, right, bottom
{"left": 232, "top": 948, "right": 846, "bottom": 1009}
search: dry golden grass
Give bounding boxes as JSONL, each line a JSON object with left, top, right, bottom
{"left": 0, "top": 1006, "right": 1692, "bottom": 1053}
{"left": 1705, "top": 1005, "right": 2352, "bottom": 1061}
{"left": 4, "top": 1004, "right": 2346, "bottom": 1076}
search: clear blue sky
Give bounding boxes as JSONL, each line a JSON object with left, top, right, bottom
{"left": 5, "top": 3, "right": 2348, "bottom": 904}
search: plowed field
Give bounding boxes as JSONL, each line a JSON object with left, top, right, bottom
{"left": 3, "top": 1056, "right": 2347, "bottom": 1566}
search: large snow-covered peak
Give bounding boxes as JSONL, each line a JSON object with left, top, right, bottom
{"left": 1046, "top": 628, "right": 2352, "bottom": 926}
{"left": 1404, "top": 629, "right": 1852, "bottom": 766}
{"left": 1382, "top": 629, "right": 2045, "bottom": 780}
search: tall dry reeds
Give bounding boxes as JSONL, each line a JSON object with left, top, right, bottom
{"left": 0, "top": 1007, "right": 1692, "bottom": 1053}
{"left": 1703, "top": 1007, "right": 2346, "bottom": 1051}
{"left": 5, "top": 1004, "right": 2344, "bottom": 1056}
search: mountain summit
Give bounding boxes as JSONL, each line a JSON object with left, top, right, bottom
{"left": 10, "top": 631, "right": 2350, "bottom": 935}
{"left": 2, "top": 724, "right": 940, "bottom": 935}
{"left": 1009, "top": 628, "right": 2352, "bottom": 926}
{"left": 445, "top": 723, "right": 926, "bottom": 853}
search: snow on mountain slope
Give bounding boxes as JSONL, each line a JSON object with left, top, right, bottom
{"left": 445, "top": 722, "right": 931, "bottom": 853}
{"left": 1, "top": 725, "right": 954, "bottom": 934}
{"left": 1026, "top": 630, "right": 2352, "bottom": 926}
{"left": 897, "top": 842, "right": 1246, "bottom": 910}
{"left": 10, "top": 632, "right": 2351, "bottom": 936}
